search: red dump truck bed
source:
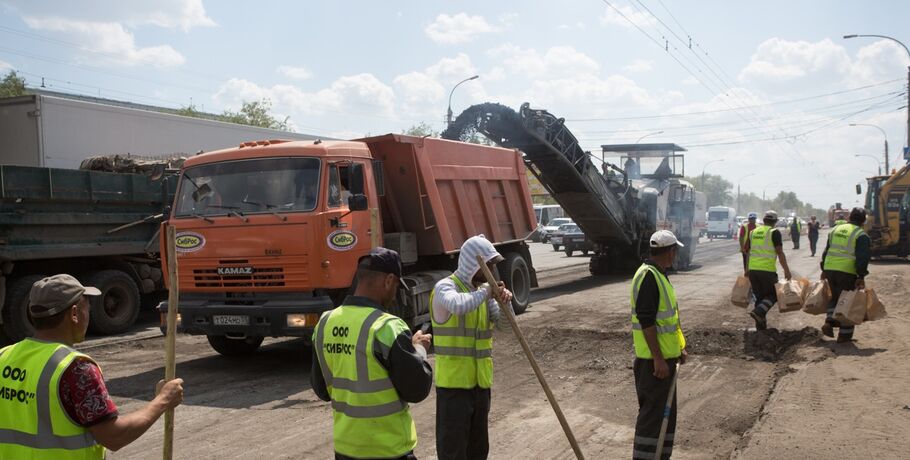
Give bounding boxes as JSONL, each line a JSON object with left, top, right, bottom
{"left": 362, "top": 134, "right": 537, "bottom": 254}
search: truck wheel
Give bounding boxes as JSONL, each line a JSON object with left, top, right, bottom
{"left": 564, "top": 248, "right": 574, "bottom": 257}
{"left": 207, "top": 335, "right": 264, "bottom": 356}
{"left": 86, "top": 270, "right": 140, "bottom": 335}
{"left": 2, "top": 275, "right": 45, "bottom": 342}
{"left": 498, "top": 253, "right": 531, "bottom": 315}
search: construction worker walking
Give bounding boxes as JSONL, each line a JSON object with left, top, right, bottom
{"left": 820, "top": 208, "right": 871, "bottom": 343}
{"left": 739, "top": 212, "right": 758, "bottom": 273}
{"left": 631, "top": 230, "right": 688, "bottom": 460}
{"left": 311, "top": 248, "right": 433, "bottom": 460}
{"left": 430, "top": 235, "right": 512, "bottom": 460}
{"left": 807, "top": 216, "right": 821, "bottom": 256}
{"left": 790, "top": 216, "right": 802, "bottom": 249}
{"left": 745, "top": 211, "right": 793, "bottom": 330}
{"left": 0, "top": 274, "right": 184, "bottom": 459}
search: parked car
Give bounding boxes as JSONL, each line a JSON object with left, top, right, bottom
{"left": 549, "top": 222, "right": 576, "bottom": 251}
{"left": 540, "top": 217, "right": 574, "bottom": 243}
{"left": 562, "top": 224, "right": 594, "bottom": 256}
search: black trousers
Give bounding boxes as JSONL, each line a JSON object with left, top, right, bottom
{"left": 336, "top": 452, "right": 416, "bottom": 460}
{"left": 791, "top": 232, "right": 800, "bottom": 249}
{"left": 809, "top": 234, "right": 819, "bottom": 255}
{"left": 824, "top": 270, "right": 857, "bottom": 339}
{"left": 633, "top": 358, "right": 678, "bottom": 459}
{"left": 749, "top": 270, "right": 779, "bottom": 317}
{"left": 436, "top": 387, "right": 491, "bottom": 460}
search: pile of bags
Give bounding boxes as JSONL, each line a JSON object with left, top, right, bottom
{"left": 729, "top": 277, "right": 888, "bottom": 325}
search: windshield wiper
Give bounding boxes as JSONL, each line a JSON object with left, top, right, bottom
{"left": 242, "top": 200, "right": 288, "bottom": 222}
{"left": 190, "top": 212, "right": 214, "bottom": 224}
{"left": 207, "top": 205, "right": 249, "bottom": 223}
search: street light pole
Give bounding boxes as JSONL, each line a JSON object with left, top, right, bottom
{"left": 737, "top": 173, "right": 756, "bottom": 214}
{"left": 762, "top": 181, "right": 778, "bottom": 202}
{"left": 634, "top": 130, "right": 664, "bottom": 144}
{"left": 854, "top": 154, "right": 883, "bottom": 175}
{"left": 849, "top": 122, "right": 889, "bottom": 175}
{"left": 701, "top": 158, "right": 724, "bottom": 192}
{"left": 844, "top": 34, "right": 910, "bottom": 167}
{"left": 446, "top": 75, "right": 479, "bottom": 126}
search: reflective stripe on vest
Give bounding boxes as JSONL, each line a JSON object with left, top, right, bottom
{"left": 823, "top": 223, "right": 864, "bottom": 275}
{"left": 430, "top": 275, "right": 493, "bottom": 389}
{"left": 630, "top": 264, "right": 685, "bottom": 360}
{"left": 0, "top": 340, "right": 103, "bottom": 459}
{"left": 748, "top": 225, "right": 778, "bottom": 272}
{"left": 313, "top": 306, "right": 416, "bottom": 459}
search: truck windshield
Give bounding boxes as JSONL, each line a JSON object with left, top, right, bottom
{"left": 174, "top": 157, "right": 321, "bottom": 217}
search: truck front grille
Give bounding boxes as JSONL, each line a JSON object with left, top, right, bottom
{"left": 193, "top": 267, "right": 285, "bottom": 288}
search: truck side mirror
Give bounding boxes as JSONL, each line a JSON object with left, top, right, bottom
{"left": 347, "top": 194, "right": 368, "bottom": 211}
{"left": 856, "top": 184, "right": 862, "bottom": 195}
{"left": 349, "top": 163, "right": 365, "bottom": 196}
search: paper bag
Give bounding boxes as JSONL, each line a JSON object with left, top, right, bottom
{"left": 731, "top": 276, "right": 751, "bottom": 308}
{"left": 833, "top": 289, "right": 867, "bottom": 326}
{"left": 802, "top": 280, "right": 831, "bottom": 315}
{"left": 864, "top": 288, "right": 887, "bottom": 321}
{"left": 775, "top": 279, "right": 806, "bottom": 313}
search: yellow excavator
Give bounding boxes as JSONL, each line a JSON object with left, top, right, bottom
{"left": 859, "top": 161, "right": 910, "bottom": 257}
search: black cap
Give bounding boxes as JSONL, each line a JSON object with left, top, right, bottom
{"left": 358, "top": 247, "right": 407, "bottom": 288}
{"left": 849, "top": 207, "right": 867, "bottom": 224}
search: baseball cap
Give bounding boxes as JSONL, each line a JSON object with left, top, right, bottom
{"left": 358, "top": 248, "right": 408, "bottom": 289}
{"left": 650, "top": 230, "right": 685, "bottom": 248}
{"left": 747, "top": 212, "right": 757, "bottom": 219}
{"left": 28, "top": 274, "right": 101, "bottom": 318}
{"left": 764, "top": 210, "right": 778, "bottom": 221}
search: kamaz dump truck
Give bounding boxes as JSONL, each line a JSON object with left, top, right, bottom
{"left": 442, "top": 103, "right": 705, "bottom": 273}
{"left": 160, "top": 135, "right": 538, "bottom": 355}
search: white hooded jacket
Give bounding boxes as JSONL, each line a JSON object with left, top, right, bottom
{"left": 431, "top": 235, "right": 504, "bottom": 324}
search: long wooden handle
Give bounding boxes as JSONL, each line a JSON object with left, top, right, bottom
{"left": 476, "top": 256, "right": 585, "bottom": 460}
{"left": 653, "top": 365, "right": 679, "bottom": 460}
{"left": 163, "top": 225, "right": 179, "bottom": 460}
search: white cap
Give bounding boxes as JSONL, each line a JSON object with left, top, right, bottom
{"left": 650, "top": 230, "right": 684, "bottom": 248}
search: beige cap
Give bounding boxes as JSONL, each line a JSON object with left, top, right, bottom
{"left": 28, "top": 274, "right": 101, "bottom": 318}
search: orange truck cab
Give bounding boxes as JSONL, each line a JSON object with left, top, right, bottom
{"left": 160, "top": 135, "right": 538, "bottom": 355}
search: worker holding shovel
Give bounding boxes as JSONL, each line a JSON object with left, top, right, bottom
{"left": 430, "top": 235, "right": 512, "bottom": 460}
{"left": 630, "top": 231, "right": 689, "bottom": 460}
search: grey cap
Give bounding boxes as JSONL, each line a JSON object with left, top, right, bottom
{"left": 28, "top": 274, "right": 101, "bottom": 318}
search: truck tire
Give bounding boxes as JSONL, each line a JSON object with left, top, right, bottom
{"left": 85, "top": 270, "right": 140, "bottom": 335}
{"left": 207, "top": 335, "right": 264, "bottom": 356}
{"left": 564, "top": 248, "right": 574, "bottom": 257}
{"left": 498, "top": 253, "right": 531, "bottom": 315}
{"left": 2, "top": 275, "right": 45, "bottom": 342}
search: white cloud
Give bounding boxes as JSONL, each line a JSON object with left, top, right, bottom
{"left": 623, "top": 59, "right": 653, "bottom": 73}
{"left": 276, "top": 65, "right": 313, "bottom": 80}
{"left": 214, "top": 73, "right": 396, "bottom": 119}
{"left": 681, "top": 76, "right": 699, "bottom": 86}
{"left": 487, "top": 44, "right": 600, "bottom": 79}
{"left": 0, "top": 60, "right": 13, "bottom": 71}
{"left": 739, "top": 38, "right": 851, "bottom": 83}
{"left": 524, "top": 74, "right": 658, "bottom": 111}
{"left": 600, "top": 5, "right": 656, "bottom": 29}
{"left": 393, "top": 53, "right": 482, "bottom": 117}
{"left": 425, "top": 13, "right": 499, "bottom": 44}
{"left": 848, "top": 40, "right": 910, "bottom": 85}
{"left": 139, "top": 0, "right": 215, "bottom": 32}
{"left": 24, "top": 16, "right": 185, "bottom": 67}
{"left": 557, "top": 22, "right": 587, "bottom": 31}
{"left": 7, "top": 0, "right": 215, "bottom": 32}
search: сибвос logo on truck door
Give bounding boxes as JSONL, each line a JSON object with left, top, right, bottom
{"left": 175, "top": 232, "right": 206, "bottom": 253}
{"left": 327, "top": 230, "right": 357, "bottom": 251}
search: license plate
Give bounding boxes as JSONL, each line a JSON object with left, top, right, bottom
{"left": 213, "top": 315, "right": 249, "bottom": 326}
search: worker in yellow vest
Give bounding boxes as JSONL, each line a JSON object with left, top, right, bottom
{"left": 789, "top": 216, "right": 802, "bottom": 249}
{"left": 430, "top": 235, "right": 512, "bottom": 460}
{"left": 745, "top": 210, "right": 793, "bottom": 330}
{"left": 0, "top": 274, "right": 184, "bottom": 459}
{"left": 630, "top": 230, "right": 688, "bottom": 460}
{"left": 311, "top": 248, "right": 433, "bottom": 460}
{"left": 820, "top": 208, "right": 871, "bottom": 343}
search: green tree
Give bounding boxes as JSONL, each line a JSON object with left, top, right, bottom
{"left": 175, "top": 104, "right": 201, "bottom": 118}
{"left": 402, "top": 122, "right": 438, "bottom": 137}
{"left": 0, "top": 70, "right": 28, "bottom": 98}
{"left": 686, "top": 173, "right": 732, "bottom": 207}
{"left": 221, "top": 99, "right": 290, "bottom": 131}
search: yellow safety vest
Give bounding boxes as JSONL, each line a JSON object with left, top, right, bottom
{"left": 313, "top": 305, "right": 416, "bottom": 459}
{"left": 430, "top": 275, "right": 493, "bottom": 389}
{"left": 0, "top": 339, "right": 105, "bottom": 460}
{"left": 748, "top": 225, "right": 779, "bottom": 273}
{"left": 630, "top": 264, "right": 686, "bottom": 360}
{"left": 823, "top": 223, "right": 865, "bottom": 275}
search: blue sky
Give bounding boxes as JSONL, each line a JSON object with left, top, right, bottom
{"left": 2, "top": 0, "right": 909, "bottom": 209}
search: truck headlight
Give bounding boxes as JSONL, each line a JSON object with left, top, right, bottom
{"left": 287, "top": 313, "right": 318, "bottom": 328}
